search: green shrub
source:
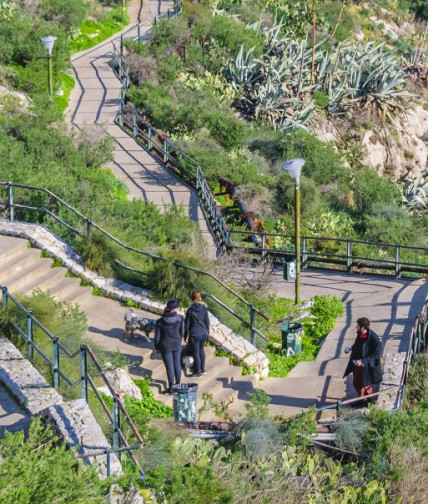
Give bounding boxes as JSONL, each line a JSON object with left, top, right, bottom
{"left": 278, "top": 129, "right": 351, "bottom": 197}
{"left": 41, "top": 0, "right": 86, "bottom": 32}
{"left": 276, "top": 174, "right": 321, "bottom": 215}
{"left": 353, "top": 168, "right": 402, "bottom": 215}
{"left": 76, "top": 232, "right": 119, "bottom": 277}
{"left": 313, "top": 90, "right": 329, "bottom": 109}
{"left": 306, "top": 294, "right": 344, "bottom": 340}
{"left": 206, "top": 113, "right": 246, "bottom": 149}
{"left": 0, "top": 419, "right": 105, "bottom": 503}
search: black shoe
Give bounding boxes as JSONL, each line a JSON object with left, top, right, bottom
{"left": 162, "top": 388, "right": 172, "bottom": 395}
{"left": 191, "top": 373, "right": 202, "bottom": 378}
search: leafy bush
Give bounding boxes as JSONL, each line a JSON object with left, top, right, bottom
{"left": 353, "top": 168, "right": 402, "bottom": 215}
{"left": 332, "top": 409, "right": 371, "bottom": 451}
{"left": 276, "top": 174, "right": 321, "bottom": 215}
{"left": 306, "top": 294, "right": 344, "bottom": 340}
{"left": 41, "top": 0, "right": 86, "bottom": 32}
{"left": 206, "top": 112, "right": 246, "bottom": 149}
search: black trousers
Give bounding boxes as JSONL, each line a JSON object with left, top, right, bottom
{"left": 161, "top": 349, "right": 181, "bottom": 390}
{"left": 190, "top": 336, "right": 206, "bottom": 374}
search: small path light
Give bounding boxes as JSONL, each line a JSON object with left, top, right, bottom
{"left": 282, "top": 158, "right": 306, "bottom": 304}
{"left": 40, "top": 35, "right": 57, "bottom": 97}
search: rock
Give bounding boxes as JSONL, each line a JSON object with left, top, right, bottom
{"left": 103, "top": 363, "right": 142, "bottom": 400}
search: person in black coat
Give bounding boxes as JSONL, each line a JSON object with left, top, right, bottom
{"left": 155, "top": 299, "right": 184, "bottom": 394}
{"left": 184, "top": 291, "right": 210, "bottom": 378}
{"left": 343, "top": 317, "right": 383, "bottom": 404}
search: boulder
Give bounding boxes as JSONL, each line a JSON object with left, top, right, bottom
{"left": 102, "top": 363, "right": 142, "bottom": 400}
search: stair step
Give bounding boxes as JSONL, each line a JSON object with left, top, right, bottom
{"left": 0, "top": 236, "right": 29, "bottom": 262}
{"left": 2, "top": 260, "right": 57, "bottom": 294}
{"left": 0, "top": 248, "right": 41, "bottom": 281}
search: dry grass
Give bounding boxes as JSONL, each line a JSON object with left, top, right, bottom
{"left": 389, "top": 444, "right": 428, "bottom": 504}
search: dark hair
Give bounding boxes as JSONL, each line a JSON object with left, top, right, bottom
{"left": 357, "top": 317, "right": 370, "bottom": 330}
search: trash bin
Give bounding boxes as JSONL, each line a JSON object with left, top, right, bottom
{"left": 171, "top": 383, "right": 198, "bottom": 423}
{"left": 281, "top": 322, "right": 303, "bottom": 356}
{"left": 283, "top": 258, "right": 297, "bottom": 281}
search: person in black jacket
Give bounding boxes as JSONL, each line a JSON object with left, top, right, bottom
{"left": 184, "top": 291, "right": 210, "bottom": 378}
{"left": 155, "top": 299, "right": 184, "bottom": 394}
{"left": 343, "top": 317, "right": 383, "bottom": 404}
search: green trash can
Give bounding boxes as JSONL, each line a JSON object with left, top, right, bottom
{"left": 281, "top": 322, "right": 303, "bottom": 356}
{"left": 283, "top": 258, "right": 297, "bottom": 281}
{"left": 172, "top": 383, "right": 198, "bottom": 423}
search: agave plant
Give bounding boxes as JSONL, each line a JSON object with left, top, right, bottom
{"left": 224, "top": 46, "right": 262, "bottom": 89}
{"left": 403, "top": 167, "right": 428, "bottom": 210}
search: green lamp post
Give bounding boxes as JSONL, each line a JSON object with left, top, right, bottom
{"left": 282, "top": 158, "right": 306, "bottom": 305}
{"left": 40, "top": 35, "right": 57, "bottom": 97}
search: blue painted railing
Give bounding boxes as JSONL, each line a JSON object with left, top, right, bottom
{"left": 0, "top": 284, "right": 145, "bottom": 478}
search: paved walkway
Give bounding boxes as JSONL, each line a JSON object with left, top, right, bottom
{"left": 66, "top": 1, "right": 218, "bottom": 258}
{"left": 2, "top": 235, "right": 426, "bottom": 420}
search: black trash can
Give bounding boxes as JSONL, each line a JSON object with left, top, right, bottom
{"left": 171, "top": 383, "right": 198, "bottom": 423}
{"left": 281, "top": 322, "right": 303, "bottom": 355}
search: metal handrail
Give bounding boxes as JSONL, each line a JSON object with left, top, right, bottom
{"left": 109, "top": 6, "right": 230, "bottom": 251}
{"left": 0, "top": 181, "right": 268, "bottom": 343}
{"left": 230, "top": 229, "right": 428, "bottom": 279}
{"left": 0, "top": 285, "right": 145, "bottom": 477}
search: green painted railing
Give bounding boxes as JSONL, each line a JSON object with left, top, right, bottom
{"left": 0, "top": 181, "right": 268, "bottom": 344}
{"left": 109, "top": 5, "right": 230, "bottom": 251}
{"left": 0, "top": 284, "right": 145, "bottom": 478}
{"left": 230, "top": 229, "right": 428, "bottom": 279}
{"left": 317, "top": 298, "right": 428, "bottom": 414}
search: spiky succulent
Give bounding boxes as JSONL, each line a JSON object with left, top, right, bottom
{"left": 224, "top": 18, "right": 412, "bottom": 130}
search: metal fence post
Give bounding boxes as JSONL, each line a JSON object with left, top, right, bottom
{"left": 1, "top": 286, "right": 7, "bottom": 311}
{"left": 106, "top": 450, "right": 111, "bottom": 477}
{"left": 261, "top": 233, "right": 267, "bottom": 263}
{"left": 26, "top": 311, "right": 33, "bottom": 360}
{"left": 133, "top": 113, "right": 137, "bottom": 138}
{"left": 163, "top": 139, "right": 168, "bottom": 163}
{"left": 137, "top": 25, "right": 141, "bottom": 40}
{"left": 346, "top": 240, "right": 352, "bottom": 273}
{"left": 119, "top": 91, "right": 124, "bottom": 127}
{"left": 249, "top": 304, "right": 256, "bottom": 345}
{"left": 302, "top": 236, "right": 308, "bottom": 269}
{"left": 113, "top": 400, "right": 121, "bottom": 462}
{"left": 7, "top": 182, "right": 14, "bottom": 222}
{"left": 80, "top": 346, "right": 88, "bottom": 402}
{"left": 395, "top": 245, "right": 401, "bottom": 278}
{"left": 120, "top": 35, "right": 123, "bottom": 56}
{"left": 148, "top": 127, "right": 152, "bottom": 150}
{"left": 86, "top": 219, "right": 92, "bottom": 239}
{"left": 53, "top": 337, "right": 60, "bottom": 389}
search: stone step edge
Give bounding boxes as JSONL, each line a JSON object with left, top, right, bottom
{"left": 0, "top": 337, "right": 122, "bottom": 479}
{"left": 0, "top": 220, "right": 269, "bottom": 379}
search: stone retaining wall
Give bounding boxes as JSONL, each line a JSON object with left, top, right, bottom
{"left": 0, "top": 338, "right": 122, "bottom": 479}
{"left": 0, "top": 220, "right": 269, "bottom": 378}
{"left": 378, "top": 352, "right": 406, "bottom": 411}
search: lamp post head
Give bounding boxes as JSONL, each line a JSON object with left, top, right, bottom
{"left": 282, "top": 158, "right": 306, "bottom": 184}
{"left": 40, "top": 35, "right": 57, "bottom": 56}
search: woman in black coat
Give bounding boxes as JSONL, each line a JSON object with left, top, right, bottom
{"left": 343, "top": 317, "right": 383, "bottom": 403}
{"left": 184, "top": 291, "right": 210, "bottom": 378}
{"left": 155, "top": 299, "right": 184, "bottom": 394}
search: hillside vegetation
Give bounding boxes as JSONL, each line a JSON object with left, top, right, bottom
{"left": 124, "top": 0, "right": 428, "bottom": 255}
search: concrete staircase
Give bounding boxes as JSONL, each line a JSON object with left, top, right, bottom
{"left": 0, "top": 235, "right": 260, "bottom": 419}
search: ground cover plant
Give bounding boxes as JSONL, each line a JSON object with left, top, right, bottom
{"left": 0, "top": 418, "right": 107, "bottom": 503}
